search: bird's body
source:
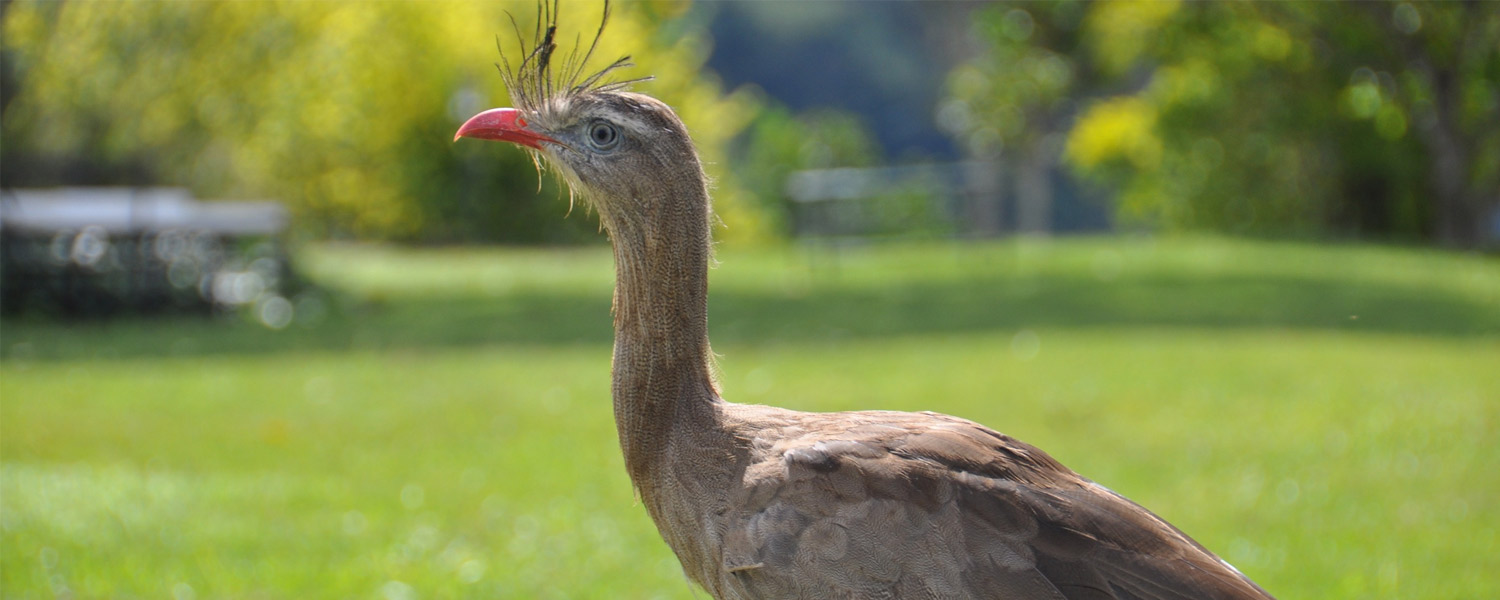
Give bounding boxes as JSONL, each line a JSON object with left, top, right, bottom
{"left": 630, "top": 399, "right": 1278, "bottom": 600}
{"left": 455, "top": 5, "right": 1273, "bottom": 598}
{"left": 631, "top": 402, "right": 1272, "bottom": 599}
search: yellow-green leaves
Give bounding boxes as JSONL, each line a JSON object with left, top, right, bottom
{"left": 1066, "top": 97, "right": 1161, "bottom": 172}
{"left": 2, "top": 1, "right": 767, "bottom": 242}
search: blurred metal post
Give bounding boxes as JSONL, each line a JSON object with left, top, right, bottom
{"left": 962, "top": 161, "right": 1003, "bottom": 237}
{"left": 1017, "top": 135, "right": 1064, "bottom": 236}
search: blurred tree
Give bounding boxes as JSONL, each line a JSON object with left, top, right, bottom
{"left": 1, "top": 0, "right": 765, "bottom": 243}
{"left": 733, "top": 103, "right": 883, "bottom": 236}
{"left": 942, "top": 1, "right": 1098, "bottom": 234}
{"left": 944, "top": 2, "right": 1091, "bottom": 161}
{"left": 950, "top": 0, "right": 1499, "bottom": 247}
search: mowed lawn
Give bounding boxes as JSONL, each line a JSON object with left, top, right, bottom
{"left": 2, "top": 236, "right": 1497, "bottom": 599}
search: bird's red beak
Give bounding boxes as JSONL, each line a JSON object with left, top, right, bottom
{"left": 454, "top": 108, "right": 559, "bottom": 149}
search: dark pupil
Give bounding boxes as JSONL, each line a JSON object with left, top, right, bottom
{"left": 593, "top": 125, "right": 613, "bottom": 144}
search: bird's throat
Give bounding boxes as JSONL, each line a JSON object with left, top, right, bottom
{"left": 603, "top": 185, "right": 719, "bottom": 487}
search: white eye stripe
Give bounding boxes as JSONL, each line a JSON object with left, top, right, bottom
{"left": 601, "top": 112, "right": 655, "bottom": 136}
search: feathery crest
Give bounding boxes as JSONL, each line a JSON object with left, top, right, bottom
{"left": 497, "top": 0, "right": 651, "bottom": 117}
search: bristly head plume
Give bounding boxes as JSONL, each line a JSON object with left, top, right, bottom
{"left": 496, "top": 0, "right": 651, "bottom": 121}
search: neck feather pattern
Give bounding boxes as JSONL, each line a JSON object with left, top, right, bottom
{"left": 601, "top": 176, "right": 719, "bottom": 488}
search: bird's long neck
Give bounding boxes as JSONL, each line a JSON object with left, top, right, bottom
{"left": 601, "top": 173, "right": 719, "bottom": 489}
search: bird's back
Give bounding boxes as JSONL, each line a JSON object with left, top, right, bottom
{"left": 657, "top": 403, "right": 1275, "bottom": 600}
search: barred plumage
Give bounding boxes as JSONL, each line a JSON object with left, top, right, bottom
{"left": 455, "top": 4, "right": 1276, "bottom": 598}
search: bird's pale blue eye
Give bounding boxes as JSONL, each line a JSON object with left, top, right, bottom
{"left": 587, "top": 121, "right": 620, "bottom": 151}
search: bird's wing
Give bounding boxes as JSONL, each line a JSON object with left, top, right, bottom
{"left": 716, "top": 410, "right": 1273, "bottom": 600}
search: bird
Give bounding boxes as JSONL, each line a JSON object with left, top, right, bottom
{"left": 455, "top": 3, "right": 1276, "bottom": 599}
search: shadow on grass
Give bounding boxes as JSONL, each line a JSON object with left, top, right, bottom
{"left": 4, "top": 268, "right": 1495, "bottom": 362}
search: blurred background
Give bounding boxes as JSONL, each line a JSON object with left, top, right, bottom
{"left": 2, "top": 1, "right": 1497, "bottom": 598}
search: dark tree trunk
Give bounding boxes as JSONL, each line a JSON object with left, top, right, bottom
{"left": 1353, "top": 0, "right": 1497, "bottom": 248}
{"left": 1421, "top": 100, "right": 1480, "bottom": 247}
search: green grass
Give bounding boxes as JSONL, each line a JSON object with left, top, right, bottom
{"left": 3, "top": 235, "right": 1497, "bottom": 598}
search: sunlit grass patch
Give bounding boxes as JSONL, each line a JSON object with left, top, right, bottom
{"left": 3, "top": 236, "right": 1497, "bottom": 598}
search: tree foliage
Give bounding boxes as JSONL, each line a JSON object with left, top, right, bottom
{"left": 942, "top": 2, "right": 1091, "bottom": 161}
{"left": 2, "top": 0, "right": 765, "bottom": 243}
{"left": 949, "top": 1, "right": 1499, "bottom": 247}
{"left": 732, "top": 103, "right": 884, "bottom": 236}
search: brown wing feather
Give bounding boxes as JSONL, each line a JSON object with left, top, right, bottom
{"left": 716, "top": 408, "right": 1273, "bottom": 600}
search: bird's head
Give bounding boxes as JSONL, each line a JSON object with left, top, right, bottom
{"left": 455, "top": 1, "right": 704, "bottom": 232}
